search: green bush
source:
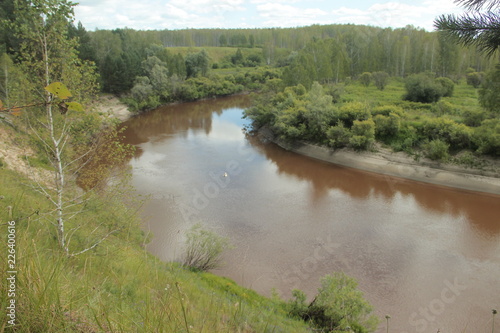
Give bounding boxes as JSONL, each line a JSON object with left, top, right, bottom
{"left": 285, "top": 273, "right": 378, "bottom": 333}
{"left": 404, "top": 73, "right": 444, "bottom": 103}
{"left": 359, "top": 72, "right": 372, "bottom": 87}
{"left": 326, "top": 122, "right": 351, "bottom": 148}
{"left": 374, "top": 113, "right": 401, "bottom": 139}
{"left": 432, "top": 100, "right": 455, "bottom": 115}
{"left": 182, "top": 223, "right": 231, "bottom": 271}
{"left": 479, "top": 64, "right": 500, "bottom": 114}
{"left": 286, "top": 289, "right": 309, "bottom": 319}
{"left": 391, "top": 124, "right": 420, "bottom": 153}
{"left": 435, "top": 77, "right": 454, "bottom": 97}
{"left": 472, "top": 119, "right": 500, "bottom": 155}
{"left": 462, "top": 109, "right": 488, "bottom": 127}
{"left": 372, "top": 71, "right": 389, "bottom": 90}
{"left": 338, "top": 102, "right": 371, "bottom": 127}
{"left": 371, "top": 105, "right": 404, "bottom": 117}
{"left": 421, "top": 117, "right": 472, "bottom": 149}
{"left": 310, "top": 273, "right": 379, "bottom": 332}
{"left": 424, "top": 139, "right": 450, "bottom": 161}
{"left": 466, "top": 71, "right": 483, "bottom": 88}
{"left": 350, "top": 119, "right": 375, "bottom": 150}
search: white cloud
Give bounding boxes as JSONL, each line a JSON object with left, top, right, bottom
{"left": 74, "top": 0, "right": 466, "bottom": 30}
{"left": 331, "top": 1, "right": 465, "bottom": 30}
{"left": 169, "top": 0, "right": 245, "bottom": 14}
{"left": 251, "top": 0, "right": 300, "bottom": 3}
{"left": 256, "top": 3, "right": 330, "bottom": 27}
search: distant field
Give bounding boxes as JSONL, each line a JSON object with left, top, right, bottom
{"left": 164, "top": 46, "right": 263, "bottom": 62}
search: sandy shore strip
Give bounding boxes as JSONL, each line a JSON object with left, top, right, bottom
{"left": 92, "top": 94, "right": 133, "bottom": 121}
{"left": 258, "top": 128, "right": 500, "bottom": 195}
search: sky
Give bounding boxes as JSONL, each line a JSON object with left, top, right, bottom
{"left": 74, "top": 0, "right": 466, "bottom": 32}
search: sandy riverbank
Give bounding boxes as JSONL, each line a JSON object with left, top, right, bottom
{"left": 92, "top": 94, "right": 133, "bottom": 121}
{"left": 258, "top": 127, "right": 500, "bottom": 195}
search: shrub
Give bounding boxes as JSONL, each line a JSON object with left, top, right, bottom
{"left": 372, "top": 71, "right": 389, "bottom": 90}
{"left": 462, "top": 109, "right": 488, "bottom": 127}
{"left": 286, "top": 289, "right": 309, "bottom": 319}
{"left": 371, "top": 105, "right": 404, "bottom": 117}
{"left": 350, "top": 119, "right": 375, "bottom": 150}
{"left": 466, "top": 71, "right": 483, "bottom": 88}
{"left": 359, "top": 72, "right": 372, "bottom": 87}
{"left": 421, "top": 117, "right": 472, "bottom": 149}
{"left": 326, "top": 122, "right": 351, "bottom": 148}
{"left": 182, "top": 223, "right": 231, "bottom": 271}
{"left": 432, "top": 100, "right": 454, "bottom": 115}
{"left": 310, "top": 273, "right": 379, "bottom": 332}
{"left": 435, "top": 77, "right": 454, "bottom": 97}
{"left": 472, "top": 119, "right": 500, "bottom": 155}
{"left": 424, "top": 139, "right": 450, "bottom": 161}
{"left": 374, "top": 113, "right": 401, "bottom": 139}
{"left": 479, "top": 64, "right": 500, "bottom": 114}
{"left": 391, "top": 124, "right": 420, "bottom": 153}
{"left": 404, "top": 73, "right": 444, "bottom": 103}
{"left": 286, "top": 273, "right": 378, "bottom": 333}
{"left": 338, "top": 102, "right": 371, "bottom": 127}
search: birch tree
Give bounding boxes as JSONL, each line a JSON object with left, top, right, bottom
{"left": 8, "top": 0, "right": 128, "bottom": 256}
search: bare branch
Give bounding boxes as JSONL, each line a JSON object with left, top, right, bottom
{"left": 69, "top": 229, "right": 119, "bottom": 257}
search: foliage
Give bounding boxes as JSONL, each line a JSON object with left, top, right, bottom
{"left": 183, "top": 223, "right": 232, "bottom": 271}
{"left": 359, "top": 72, "right": 372, "bottom": 87}
{"left": 424, "top": 139, "right": 450, "bottom": 161}
{"left": 286, "top": 272, "right": 379, "bottom": 333}
{"left": 350, "top": 119, "right": 375, "bottom": 150}
{"left": 466, "top": 71, "right": 484, "bottom": 88}
{"left": 185, "top": 49, "right": 210, "bottom": 78}
{"left": 338, "top": 102, "right": 371, "bottom": 127}
{"left": 435, "top": 76, "right": 455, "bottom": 97}
{"left": 404, "top": 73, "right": 445, "bottom": 103}
{"left": 462, "top": 108, "right": 488, "bottom": 127}
{"left": 435, "top": 9, "right": 500, "bottom": 56}
{"left": 432, "top": 100, "right": 455, "bottom": 115}
{"left": 0, "top": 53, "right": 26, "bottom": 110}
{"left": 374, "top": 113, "right": 401, "bottom": 139}
{"left": 472, "top": 118, "right": 500, "bottom": 155}
{"left": 421, "top": 117, "right": 472, "bottom": 149}
{"left": 478, "top": 64, "right": 500, "bottom": 113}
{"left": 372, "top": 71, "right": 389, "bottom": 90}
{"left": 326, "top": 122, "right": 351, "bottom": 148}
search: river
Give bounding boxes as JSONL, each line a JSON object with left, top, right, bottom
{"left": 121, "top": 95, "right": 500, "bottom": 333}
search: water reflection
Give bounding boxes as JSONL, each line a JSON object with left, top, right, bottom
{"left": 247, "top": 133, "right": 500, "bottom": 237}
{"left": 121, "top": 95, "right": 252, "bottom": 158}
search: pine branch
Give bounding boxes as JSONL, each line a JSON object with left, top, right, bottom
{"left": 455, "top": 0, "right": 500, "bottom": 11}
{"left": 435, "top": 12, "right": 500, "bottom": 56}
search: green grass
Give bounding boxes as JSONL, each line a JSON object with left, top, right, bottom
{"left": 166, "top": 46, "right": 264, "bottom": 63}
{"left": 342, "top": 78, "right": 483, "bottom": 121}
{"left": 0, "top": 166, "right": 310, "bottom": 332}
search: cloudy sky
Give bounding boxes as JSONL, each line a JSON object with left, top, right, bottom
{"left": 74, "top": 0, "right": 465, "bottom": 31}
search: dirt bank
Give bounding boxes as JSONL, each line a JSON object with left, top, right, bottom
{"left": 258, "top": 127, "right": 500, "bottom": 195}
{"left": 92, "top": 94, "right": 133, "bottom": 121}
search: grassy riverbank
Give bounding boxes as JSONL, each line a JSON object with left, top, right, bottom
{"left": 246, "top": 78, "right": 500, "bottom": 190}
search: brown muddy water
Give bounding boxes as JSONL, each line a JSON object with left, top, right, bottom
{"left": 121, "top": 95, "right": 500, "bottom": 333}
